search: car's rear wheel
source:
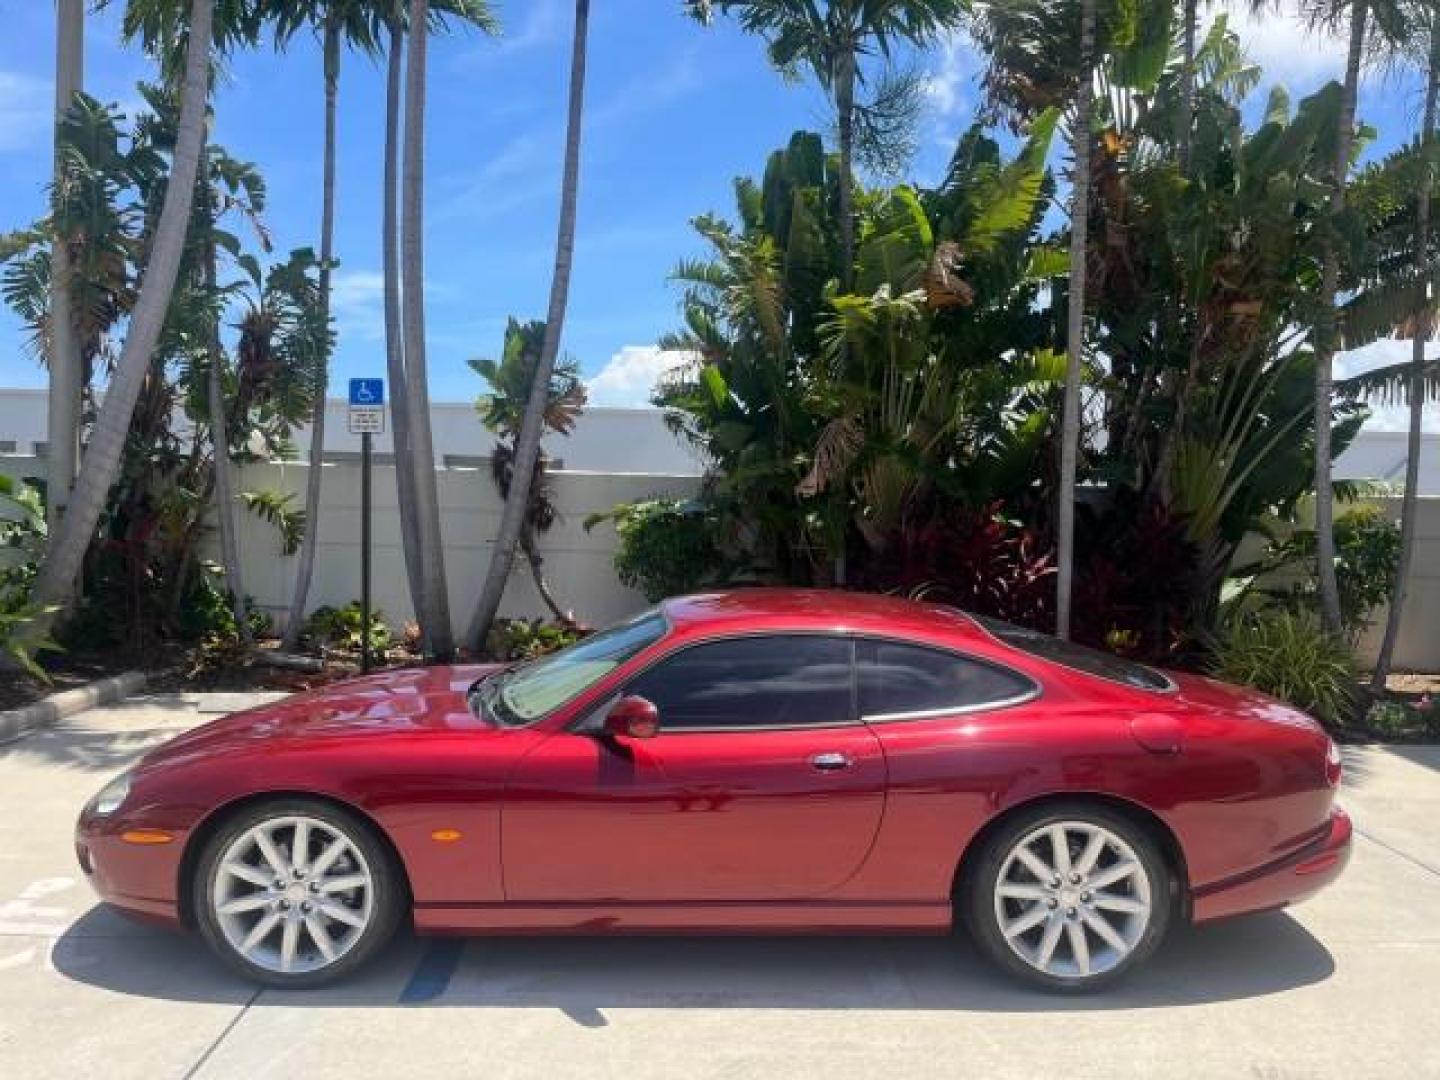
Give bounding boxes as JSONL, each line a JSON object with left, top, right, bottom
{"left": 965, "top": 802, "right": 1173, "bottom": 992}
{"left": 193, "top": 798, "right": 402, "bottom": 988}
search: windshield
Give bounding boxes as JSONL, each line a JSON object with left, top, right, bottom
{"left": 471, "top": 611, "right": 668, "bottom": 727}
{"left": 974, "top": 615, "right": 1175, "bottom": 693}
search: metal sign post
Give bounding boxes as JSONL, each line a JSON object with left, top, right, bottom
{"left": 348, "top": 379, "right": 385, "bottom": 674}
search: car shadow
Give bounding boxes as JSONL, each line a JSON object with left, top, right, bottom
{"left": 52, "top": 904, "right": 1334, "bottom": 1017}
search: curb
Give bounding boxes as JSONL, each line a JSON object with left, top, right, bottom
{"left": 0, "top": 670, "right": 148, "bottom": 745}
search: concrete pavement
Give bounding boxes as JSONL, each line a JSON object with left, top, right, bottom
{"left": 1, "top": 693, "right": 1437, "bottom": 1079}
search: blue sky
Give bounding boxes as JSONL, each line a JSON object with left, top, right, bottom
{"left": 0, "top": 0, "right": 1434, "bottom": 424}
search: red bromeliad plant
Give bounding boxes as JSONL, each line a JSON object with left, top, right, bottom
{"left": 1072, "top": 495, "right": 1201, "bottom": 663}
{"left": 857, "top": 503, "right": 1055, "bottom": 629}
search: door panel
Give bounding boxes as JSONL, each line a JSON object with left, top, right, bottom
{"left": 500, "top": 634, "right": 888, "bottom": 903}
{"left": 501, "top": 724, "right": 886, "bottom": 901}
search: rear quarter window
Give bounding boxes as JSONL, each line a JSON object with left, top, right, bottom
{"left": 857, "top": 639, "right": 1036, "bottom": 719}
{"left": 974, "top": 616, "right": 1175, "bottom": 692}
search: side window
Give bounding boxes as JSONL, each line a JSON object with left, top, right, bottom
{"left": 629, "top": 635, "right": 853, "bottom": 730}
{"left": 857, "top": 640, "right": 1034, "bottom": 719}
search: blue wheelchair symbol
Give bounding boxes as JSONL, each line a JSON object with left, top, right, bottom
{"left": 349, "top": 378, "right": 384, "bottom": 406}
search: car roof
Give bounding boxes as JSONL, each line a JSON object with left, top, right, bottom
{"left": 659, "top": 588, "right": 988, "bottom": 645}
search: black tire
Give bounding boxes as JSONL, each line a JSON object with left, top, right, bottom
{"left": 963, "top": 801, "right": 1175, "bottom": 993}
{"left": 192, "top": 797, "right": 405, "bottom": 988}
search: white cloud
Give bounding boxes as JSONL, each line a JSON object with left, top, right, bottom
{"left": 1215, "top": 2, "right": 1349, "bottom": 88}
{"left": 586, "top": 346, "right": 696, "bottom": 408}
{"left": 329, "top": 270, "right": 386, "bottom": 344}
{"left": 0, "top": 72, "right": 52, "bottom": 154}
{"left": 924, "top": 30, "right": 974, "bottom": 120}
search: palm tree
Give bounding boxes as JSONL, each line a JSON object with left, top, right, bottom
{"left": 382, "top": 14, "right": 425, "bottom": 644}
{"left": 466, "top": 0, "right": 591, "bottom": 652}
{"left": 1055, "top": 0, "right": 1096, "bottom": 641}
{"left": 47, "top": 0, "right": 85, "bottom": 531}
{"left": 685, "top": 1, "right": 968, "bottom": 290}
{"left": 400, "top": 0, "right": 453, "bottom": 657}
{"left": 470, "top": 319, "right": 588, "bottom": 624}
{"left": 1369, "top": 3, "right": 1440, "bottom": 689}
{"left": 268, "top": 1, "right": 379, "bottom": 649}
{"left": 375, "top": 0, "right": 496, "bottom": 653}
{"left": 1309, "top": 0, "right": 1372, "bottom": 640}
{"left": 31, "top": 0, "right": 215, "bottom": 616}
{"left": 269, "top": 0, "right": 495, "bottom": 650}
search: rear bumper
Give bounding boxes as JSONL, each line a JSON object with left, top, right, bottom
{"left": 1191, "top": 805, "right": 1352, "bottom": 923}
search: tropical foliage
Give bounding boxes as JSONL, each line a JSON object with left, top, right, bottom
{"left": 7, "top": 1, "right": 1439, "bottom": 734}
{"left": 646, "top": 8, "right": 1417, "bottom": 693}
{"left": 2, "top": 85, "right": 327, "bottom": 650}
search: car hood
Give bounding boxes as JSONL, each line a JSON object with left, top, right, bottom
{"left": 139, "top": 664, "right": 507, "bottom": 771}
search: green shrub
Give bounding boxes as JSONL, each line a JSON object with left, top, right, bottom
{"left": 1365, "top": 701, "right": 1414, "bottom": 737}
{"left": 587, "top": 498, "right": 728, "bottom": 602}
{"left": 1269, "top": 505, "right": 1401, "bottom": 639}
{"left": 1209, "top": 610, "right": 1358, "bottom": 728}
{"left": 485, "top": 617, "right": 587, "bottom": 661}
{"left": 303, "top": 602, "right": 390, "bottom": 655}
{"left": 177, "top": 566, "right": 270, "bottom": 645}
{"left": 0, "top": 475, "right": 59, "bottom": 678}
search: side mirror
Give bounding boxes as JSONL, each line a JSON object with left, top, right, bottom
{"left": 602, "top": 695, "right": 660, "bottom": 740}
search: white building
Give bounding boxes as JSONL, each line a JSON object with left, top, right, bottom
{"left": 0, "top": 387, "right": 705, "bottom": 478}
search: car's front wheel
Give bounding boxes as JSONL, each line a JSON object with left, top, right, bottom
{"left": 965, "top": 802, "right": 1174, "bottom": 992}
{"left": 194, "top": 798, "right": 403, "bottom": 987}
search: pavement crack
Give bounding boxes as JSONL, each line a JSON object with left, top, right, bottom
{"left": 1356, "top": 826, "right": 1440, "bottom": 879}
{"left": 181, "top": 987, "right": 262, "bottom": 1080}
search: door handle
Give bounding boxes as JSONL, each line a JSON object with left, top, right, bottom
{"left": 810, "top": 752, "right": 853, "bottom": 772}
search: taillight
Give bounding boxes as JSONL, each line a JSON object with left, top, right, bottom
{"left": 1325, "top": 739, "right": 1343, "bottom": 787}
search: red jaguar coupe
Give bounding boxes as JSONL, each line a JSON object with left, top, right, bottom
{"left": 76, "top": 589, "right": 1350, "bottom": 992}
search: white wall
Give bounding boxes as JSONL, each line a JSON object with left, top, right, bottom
{"left": 230, "top": 461, "right": 701, "bottom": 634}
{"left": 1353, "top": 497, "right": 1440, "bottom": 672}
{"left": 5, "top": 444, "right": 1439, "bottom": 669}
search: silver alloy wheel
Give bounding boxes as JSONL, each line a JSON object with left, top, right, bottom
{"left": 992, "top": 820, "right": 1152, "bottom": 980}
{"left": 210, "top": 815, "right": 375, "bottom": 976}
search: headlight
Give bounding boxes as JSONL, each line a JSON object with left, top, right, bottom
{"left": 90, "top": 771, "right": 133, "bottom": 816}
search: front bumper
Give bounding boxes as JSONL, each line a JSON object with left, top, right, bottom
{"left": 1191, "top": 805, "right": 1352, "bottom": 923}
{"left": 75, "top": 811, "right": 187, "bottom": 930}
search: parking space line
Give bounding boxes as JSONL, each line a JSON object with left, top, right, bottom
{"left": 1356, "top": 827, "right": 1440, "bottom": 879}
{"left": 181, "top": 987, "right": 262, "bottom": 1080}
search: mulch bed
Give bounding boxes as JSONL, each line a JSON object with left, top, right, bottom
{"left": 0, "top": 640, "right": 427, "bottom": 713}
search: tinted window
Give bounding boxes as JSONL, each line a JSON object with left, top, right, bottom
{"left": 974, "top": 616, "right": 1174, "bottom": 692}
{"left": 857, "top": 640, "right": 1034, "bottom": 718}
{"left": 629, "top": 635, "right": 853, "bottom": 730}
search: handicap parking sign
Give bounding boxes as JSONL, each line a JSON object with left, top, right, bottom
{"left": 349, "top": 378, "right": 384, "bottom": 406}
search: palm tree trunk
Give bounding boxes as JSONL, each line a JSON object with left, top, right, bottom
{"left": 382, "top": 22, "right": 426, "bottom": 644}
{"left": 466, "top": 0, "right": 589, "bottom": 652}
{"left": 836, "top": 46, "right": 857, "bottom": 292}
{"left": 47, "top": 0, "right": 84, "bottom": 532}
{"left": 1371, "top": 16, "right": 1440, "bottom": 692}
{"left": 1055, "top": 0, "right": 1096, "bottom": 641}
{"left": 32, "top": 0, "right": 213, "bottom": 616}
{"left": 520, "top": 527, "right": 568, "bottom": 623}
{"left": 1179, "top": 0, "right": 1197, "bottom": 173}
{"left": 402, "top": 0, "right": 455, "bottom": 658}
{"left": 281, "top": 16, "right": 341, "bottom": 650}
{"left": 1314, "top": 0, "right": 1369, "bottom": 640}
{"left": 204, "top": 206, "right": 250, "bottom": 645}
